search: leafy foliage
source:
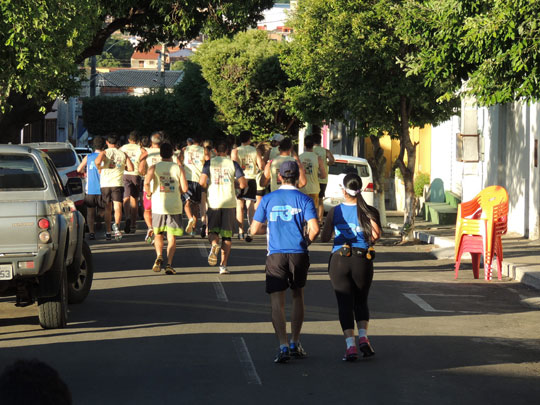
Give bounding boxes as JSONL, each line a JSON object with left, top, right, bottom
{"left": 414, "top": 172, "right": 430, "bottom": 197}
{"left": 397, "top": 0, "right": 540, "bottom": 106}
{"left": 193, "top": 30, "right": 297, "bottom": 140}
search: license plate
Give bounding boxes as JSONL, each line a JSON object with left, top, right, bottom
{"left": 0, "top": 264, "right": 13, "bottom": 280}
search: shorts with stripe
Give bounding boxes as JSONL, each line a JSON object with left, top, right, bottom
{"left": 152, "top": 213, "right": 184, "bottom": 236}
{"left": 207, "top": 207, "right": 236, "bottom": 238}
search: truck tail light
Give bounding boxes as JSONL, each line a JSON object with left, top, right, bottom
{"left": 18, "top": 261, "right": 35, "bottom": 269}
{"left": 66, "top": 170, "right": 85, "bottom": 179}
{"left": 364, "top": 182, "right": 374, "bottom": 192}
{"left": 38, "top": 218, "right": 50, "bottom": 229}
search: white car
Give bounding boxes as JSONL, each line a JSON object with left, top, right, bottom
{"left": 323, "top": 154, "right": 374, "bottom": 212}
{"left": 25, "top": 142, "right": 86, "bottom": 208}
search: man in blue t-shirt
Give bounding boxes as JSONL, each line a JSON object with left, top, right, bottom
{"left": 251, "top": 160, "right": 319, "bottom": 363}
{"left": 77, "top": 136, "right": 105, "bottom": 240}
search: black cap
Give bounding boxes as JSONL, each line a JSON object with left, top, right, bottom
{"left": 279, "top": 160, "right": 299, "bottom": 178}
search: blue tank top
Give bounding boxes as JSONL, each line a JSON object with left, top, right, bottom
{"left": 86, "top": 152, "right": 101, "bottom": 195}
{"left": 331, "top": 203, "right": 369, "bottom": 253}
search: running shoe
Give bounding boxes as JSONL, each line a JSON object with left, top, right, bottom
{"left": 237, "top": 232, "right": 244, "bottom": 240}
{"left": 244, "top": 231, "right": 253, "bottom": 243}
{"left": 219, "top": 265, "right": 230, "bottom": 275}
{"left": 208, "top": 244, "right": 220, "bottom": 266}
{"left": 124, "top": 218, "right": 131, "bottom": 234}
{"left": 274, "top": 346, "right": 291, "bottom": 364}
{"left": 343, "top": 346, "right": 358, "bottom": 362}
{"left": 152, "top": 256, "right": 163, "bottom": 272}
{"left": 145, "top": 229, "right": 154, "bottom": 244}
{"left": 88, "top": 233, "right": 96, "bottom": 240}
{"left": 112, "top": 223, "right": 122, "bottom": 241}
{"left": 200, "top": 224, "right": 207, "bottom": 239}
{"left": 165, "top": 264, "right": 177, "bottom": 275}
{"left": 358, "top": 337, "right": 375, "bottom": 358}
{"left": 105, "top": 233, "right": 112, "bottom": 241}
{"left": 289, "top": 342, "right": 307, "bottom": 358}
{"left": 185, "top": 218, "right": 196, "bottom": 234}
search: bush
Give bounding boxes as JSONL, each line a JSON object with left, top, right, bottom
{"left": 414, "top": 172, "right": 430, "bottom": 197}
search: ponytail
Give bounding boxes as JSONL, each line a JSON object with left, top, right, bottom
{"left": 342, "top": 173, "right": 381, "bottom": 243}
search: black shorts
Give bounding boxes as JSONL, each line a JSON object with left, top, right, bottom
{"left": 123, "top": 175, "right": 141, "bottom": 199}
{"left": 265, "top": 252, "right": 310, "bottom": 294}
{"left": 183, "top": 180, "right": 202, "bottom": 204}
{"left": 237, "top": 179, "right": 257, "bottom": 201}
{"left": 84, "top": 194, "right": 103, "bottom": 209}
{"left": 318, "top": 183, "right": 327, "bottom": 199}
{"left": 101, "top": 186, "right": 124, "bottom": 204}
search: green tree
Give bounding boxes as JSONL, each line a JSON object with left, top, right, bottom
{"left": 193, "top": 30, "right": 297, "bottom": 139}
{"left": 397, "top": 0, "right": 540, "bottom": 106}
{"left": 284, "top": 0, "right": 459, "bottom": 235}
{"left": 0, "top": 0, "right": 274, "bottom": 142}
{"left": 170, "top": 60, "right": 185, "bottom": 71}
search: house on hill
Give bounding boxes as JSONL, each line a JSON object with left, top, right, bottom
{"left": 97, "top": 69, "right": 184, "bottom": 96}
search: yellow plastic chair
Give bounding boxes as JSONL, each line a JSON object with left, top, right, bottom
{"left": 454, "top": 186, "right": 509, "bottom": 280}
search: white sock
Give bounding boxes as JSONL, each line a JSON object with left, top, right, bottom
{"left": 358, "top": 329, "right": 367, "bottom": 339}
{"left": 345, "top": 337, "right": 355, "bottom": 349}
{"left": 280, "top": 343, "right": 289, "bottom": 350}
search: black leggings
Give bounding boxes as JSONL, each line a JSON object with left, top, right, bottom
{"left": 328, "top": 253, "right": 374, "bottom": 331}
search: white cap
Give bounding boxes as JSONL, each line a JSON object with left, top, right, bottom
{"left": 271, "top": 133, "right": 285, "bottom": 142}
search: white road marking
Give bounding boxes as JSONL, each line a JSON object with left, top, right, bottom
{"left": 403, "top": 293, "right": 453, "bottom": 313}
{"left": 213, "top": 278, "right": 229, "bottom": 302}
{"left": 197, "top": 241, "right": 208, "bottom": 258}
{"left": 232, "top": 337, "right": 262, "bottom": 386}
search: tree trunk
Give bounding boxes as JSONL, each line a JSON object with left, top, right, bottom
{"left": 393, "top": 95, "right": 418, "bottom": 242}
{"left": 368, "top": 134, "right": 387, "bottom": 227}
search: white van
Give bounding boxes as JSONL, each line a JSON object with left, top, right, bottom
{"left": 323, "top": 154, "right": 374, "bottom": 212}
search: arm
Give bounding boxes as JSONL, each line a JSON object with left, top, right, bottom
{"left": 320, "top": 207, "right": 335, "bottom": 242}
{"left": 306, "top": 218, "right": 320, "bottom": 244}
{"left": 326, "top": 149, "right": 335, "bottom": 166}
{"left": 124, "top": 153, "right": 134, "bottom": 172}
{"left": 261, "top": 161, "right": 271, "bottom": 187}
{"left": 199, "top": 173, "right": 208, "bottom": 188}
{"left": 256, "top": 150, "right": 264, "bottom": 171}
{"left": 138, "top": 159, "right": 147, "bottom": 176}
{"left": 250, "top": 219, "right": 266, "bottom": 235}
{"left": 143, "top": 165, "right": 155, "bottom": 196}
{"left": 178, "top": 166, "right": 189, "bottom": 194}
{"left": 293, "top": 153, "right": 307, "bottom": 189}
{"left": 370, "top": 218, "right": 381, "bottom": 244}
{"left": 237, "top": 175, "right": 247, "bottom": 190}
{"left": 76, "top": 156, "right": 88, "bottom": 174}
{"left": 94, "top": 150, "right": 106, "bottom": 167}
{"left": 139, "top": 147, "right": 148, "bottom": 162}
{"left": 231, "top": 148, "right": 239, "bottom": 163}
{"left": 318, "top": 156, "right": 327, "bottom": 179}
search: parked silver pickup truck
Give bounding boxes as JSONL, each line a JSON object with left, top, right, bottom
{"left": 0, "top": 144, "right": 93, "bottom": 329}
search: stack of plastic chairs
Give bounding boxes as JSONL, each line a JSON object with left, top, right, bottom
{"left": 454, "top": 186, "right": 509, "bottom": 281}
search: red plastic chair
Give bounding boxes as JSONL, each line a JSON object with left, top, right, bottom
{"left": 454, "top": 186, "right": 508, "bottom": 280}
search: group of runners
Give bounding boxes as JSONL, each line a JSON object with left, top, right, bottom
{"left": 78, "top": 129, "right": 382, "bottom": 363}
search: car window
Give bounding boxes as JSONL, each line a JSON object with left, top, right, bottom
{"left": 41, "top": 149, "right": 76, "bottom": 168}
{"left": 43, "top": 158, "right": 67, "bottom": 197}
{"left": 0, "top": 154, "right": 45, "bottom": 190}
{"left": 329, "top": 162, "right": 370, "bottom": 177}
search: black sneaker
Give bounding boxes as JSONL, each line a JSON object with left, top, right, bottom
{"left": 105, "top": 233, "right": 112, "bottom": 241}
{"left": 244, "top": 231, "right": 253, "bottom": 243}
{"left": 290, "top": 342, "right": 307, "bottom": 358}
{"left": 88, "top": 233, "right": 96, "bottom": 240}
{"left": 274, "top": 346, "right": 290, "bottom": 364}
{"left": 124, "top": 218, "right": 131, "bottom": 234}
{"left": 200, "top": 224, "right": 207, "bottom": 239}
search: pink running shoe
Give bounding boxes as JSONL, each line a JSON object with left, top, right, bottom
{"left": 358, "top": 337, "right": 375, "bottom": 358}
{"left": 343, "top": 346, "right": 358, "bottom": 362}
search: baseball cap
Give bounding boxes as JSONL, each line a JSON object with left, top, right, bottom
{"left": 271, "top": 133, "right": 285, "bottom": 142}
{"left": 279, "top": 160, "right": 299, "bottom": 178}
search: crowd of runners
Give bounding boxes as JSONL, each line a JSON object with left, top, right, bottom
{"left": 77, "top": 130, "right": 381, "bottom": 363}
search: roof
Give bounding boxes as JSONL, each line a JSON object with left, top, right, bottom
{"left": 131, "top": 45, "right": 182, "bottom": 60}
{"left": 97, "top": 70, "right": 184, "bottom": 89}
{"left": 169, "top": 48, "right": 194, "bottom": 58}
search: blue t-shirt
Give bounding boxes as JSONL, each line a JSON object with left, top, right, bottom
{"left": 253, "top": 186, "right": 318, "bottom": 255}
{"left": 331, "top": 203, "right": 369, "bottom": 253}
{"left": 86, "top": 152, "right": 101, "bottom": 195}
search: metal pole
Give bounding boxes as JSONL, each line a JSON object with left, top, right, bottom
{"left": 90, "top": 56, "right": 96, "bottom": 97}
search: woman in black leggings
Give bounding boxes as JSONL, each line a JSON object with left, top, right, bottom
{"left": 321, "top": 173, "right": 381, "bottom": 361}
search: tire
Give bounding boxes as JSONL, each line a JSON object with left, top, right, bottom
{"left": 68, "top": 240, "right": 93, "bottom": 304}
{"left": 38, "top": 264, "right": 68, "bottom": 329}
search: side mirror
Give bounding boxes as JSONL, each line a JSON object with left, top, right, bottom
{"left": 66, "top": 178, "right": 83, "bottom": 196}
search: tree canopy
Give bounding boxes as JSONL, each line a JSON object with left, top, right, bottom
{"left": 397, "top": 0, "right": 540, "bottom": 106}
{"left": 193, "top": 30, "right": 297, "bottom": 139}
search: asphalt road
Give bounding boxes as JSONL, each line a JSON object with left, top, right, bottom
{"left": 1, "top": 225, "right": 540, "bottom": 404}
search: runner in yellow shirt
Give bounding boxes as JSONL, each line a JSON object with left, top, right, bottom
{"left": 313, "top": 132, "right": 335, "bottom": 221}
{"left": 261, "top": 137, "right": 307, "bottom": 192}
{"left": 120, "top": 131, "right": 146, "bottom": 234}
{"left": 144, "top": 143, "right": 188, "bottom": 274}
{"left": 299, "top": 135, "right": 327, "bottom": 220}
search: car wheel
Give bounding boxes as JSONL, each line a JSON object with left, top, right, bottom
{"left": 38, "top": 265, "right": 68, "bottom": 329}
{"left": 68, "top": 240, "right": 93, "bottom": 304}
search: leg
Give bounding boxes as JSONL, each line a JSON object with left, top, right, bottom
{"left": 270, "top": 291, "right": 288, "bottom": 345}
{"left": 290, "top": 287, "right": 305, "bottom": 343}
{"left": 104, "top": 202, "right": 113, "bottom": 233}
{"left": 154, "top": 233, "right": 164, "bottom": 258}
{"left": 113, "top": 201, "right": 123, "bottom": 226}
{"left": 144, "top": 210, "right": 152, "bottom": 230}
{"left": 220, "top": 238, "right": 232, "bottom": 267}
{"left": 246, "top": 200, "right": 255, "bottom": 227}
{"left": 236, "top": 199, "right": 245, "bottom": 235}
{"left": 130, "top": 196, "right": 138, "bottom": 224}
{"left": 185, "top": 199, "right": 194, "bottom": 221}
{"left": 122, "top": 197, "right": 130, "bottom": 224}
{"left": 87, "top": 207, "right": 96, "bottom": 234}
{"left": 166, "top": 234, "right": 177, "bottom": 265}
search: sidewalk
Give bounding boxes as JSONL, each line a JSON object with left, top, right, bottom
{"left": 385, "top": 211, "right": 540, "bottom": 290}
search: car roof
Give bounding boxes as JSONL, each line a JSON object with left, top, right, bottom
{"left": 0, "top": 144, "right": 47, "bottom": 157}
{"left": 24, "top": 142, "right": 76, "bottom": 151}
{"left": 333, "top": 154, "right": 370, "bottom": 164}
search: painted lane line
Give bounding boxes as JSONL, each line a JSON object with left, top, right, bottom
{"left": 197, "top": 240, "right": 208, "bottom": 258}
{"left": 232, "top": 337, "right": 262, "bottom": 386}
{"left": 403, "top": 293, "right": 453, "bottom": 313}
{"left": 213, "top": 278, "right": 229, "bottom": 302}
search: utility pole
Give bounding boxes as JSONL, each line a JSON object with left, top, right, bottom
{"left": 90, "top": 56, "right": 96, "bottom": 97}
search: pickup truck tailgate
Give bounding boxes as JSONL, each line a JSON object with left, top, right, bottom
{"left": 0, "top": 201, "right": 39, "bottom": 254}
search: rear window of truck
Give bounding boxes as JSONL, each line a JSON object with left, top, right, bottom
{"left": 40, "top": 149, "right": 76, "bottom": 168}
{"left": 329, "top": 162, "right": 370, "bottom": 177}
{"left": 0, "top": 155, "right": 45, "bottom": 190}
